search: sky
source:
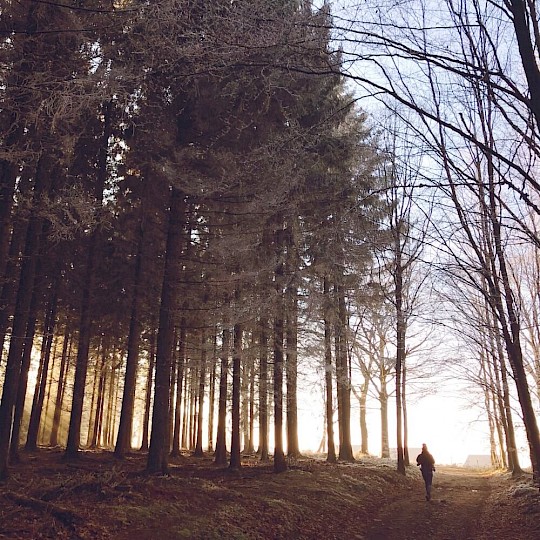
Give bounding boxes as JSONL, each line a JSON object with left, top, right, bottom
{"left": 296, "top": 380, "right": 532, "bottom": 468}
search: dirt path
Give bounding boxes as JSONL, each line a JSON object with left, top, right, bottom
{"left": 366, "top": 467, "right": 522, "bottom": 540}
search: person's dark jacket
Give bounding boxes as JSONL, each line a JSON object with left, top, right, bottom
{"left": 416, "top": 450, "right": 435, "bottom": 473}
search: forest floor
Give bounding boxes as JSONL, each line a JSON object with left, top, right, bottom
{"left": 0, "top": 448, "right": 539, "bottom": 539}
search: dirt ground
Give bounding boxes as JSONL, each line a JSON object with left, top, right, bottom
{"left": 0, "top": 449, "right": 538, "bottom": 539}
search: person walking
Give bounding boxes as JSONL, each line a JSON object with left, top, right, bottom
{"left": 416, "top": 443, "right": 435, "bottom": 501}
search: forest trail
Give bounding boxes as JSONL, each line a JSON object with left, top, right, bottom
{"left": 366, "top": 466, "right": 536, "bottom": 540}
{"left": 1, "top": 451, "right": 539, "bottom": 539}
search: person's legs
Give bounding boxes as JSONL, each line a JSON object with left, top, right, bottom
{"left": 423, "top": 471, "right": 433, "bottom": 500}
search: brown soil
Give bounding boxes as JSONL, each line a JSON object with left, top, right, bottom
{"left": 0, "top": 449, "right": 538, "bottom": 539}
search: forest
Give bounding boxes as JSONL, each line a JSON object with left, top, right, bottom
{"left": 1, "top": 1, "right": 540, "bottom": 537}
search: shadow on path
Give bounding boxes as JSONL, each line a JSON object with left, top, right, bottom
{"left": 366, "top": 467, "right": 493, "bottom": 540}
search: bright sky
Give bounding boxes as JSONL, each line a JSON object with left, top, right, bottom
{"left": 296, "top": 381, "right": 532, "bottom": 468}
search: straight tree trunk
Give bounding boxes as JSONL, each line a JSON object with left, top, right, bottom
{"left": 258, "top": 318, "right": 269, "bottom": 461}
{"left": 0, "top": 3, "right": 39, "bottom": 286}
{"left": 167, "top": 345, "right": 177, "bottom": 454}
{"left": 10, "top": 288, "right": 39, "bottom": 462}
{"left": 323, "top": 276, "right": 336, "bottom": 463}
{"left": 0, "top": 153, "right": 50, "bottom": 479}
{"left": 229, "top": 320, "right": 243, "bottom": 470}
{"left": 247, "top": 344, "right": 255, "bottom": 454}
{"left": 65, "top": 101, "right": 113, "bottom": 460}
{"left": 26, "top": 277, "right": 59, "bottom": 450}
{"left": 240, "top": 342, "right": 249, "bottom": 453}
{"left": 181, "top": 371, "right": 189, "bottom": 449}
{"left": 147, "top": 187, "right": 186, "bottom": 474}
{"left": 50, "top": 328, "right": 70, "bottom": 447}
{"left": 490, "top": 316, "right": 522, "bottom": 474}
{"left": 273, "top": 301, "right": 287, "bottom": 473}
{"left": 140, "top": 330, "right": 156, "bottom": 452}
{"left": 0, "top": 217, "right": 28, "bottom": 366}
{"left": 194, "top": 330, "right": 207, "bottom": 457}
{"left": 207, "top": 331, "right": 217, "bottom": 453}
{"left": 189, "top": 369, "right": 197, "bottom": 450}
{"left": 359, "top": 378, "right": 369, "bottom": 455}
{"left": 402, "top": 360, "right": 410, "bottom": 466}
{"left": 115, "top": 213, "right": 146, "bottom": 457}
{"left": 286, "top": 281, "right": 300, "bottom": 458}
{"left": 394, "top": 242, "right": 406, "bottom": 475}
{"left": 273, "top": 228, "right": 287, "bottom": 473}
{"left": 86, "top": 342, "right": 102, "bottom": 446}
{"left": 171, "top": 320, "right": 186, "bottom": 457}
{"left": 214, "top": 327, "right": 230, "bottom": 465}
{"left": 336, "top": 280, "right": 354, "bottom": 462}
{"left": 90, "top": 348, "right": 107, "bottom": 449}
{"left": 380, "top": 383, "right": 389, "bottom": 458}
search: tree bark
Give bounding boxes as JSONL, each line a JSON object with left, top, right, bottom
{"left": 194, "top": 330, "right": 207, "bottom": 457}
{"left": 49, "top": 328, "right": 70, "bottom": 447}
{"left": 207, "top": 331, "right": 217, "bottom": 452}
{"left": 147, "top": 187, "right": 186, "bottom": 474}
{"left": 0, "top": 153, "right": 50, "bottom": 480}
{"left": 335, "top": 280, "right": 354, "bottom": 462}
{"left": 115, "top": 211, "right": 146, "bottom": 458}
{"left": 229, "top": 320, "right": 243, "bottom": 470}
{"left": 274, "top": 228, "right": 287, "bottom": 473}
{"left": 65, "top": 101, "right": 113, "bottom": 460}
{"left": 10, "top": 285, "right": 39, "bottom": 462}
{"left": 214, "top": 327, "right": 230, "bottom": 465}
{"left": 26, "top": 273, "right": 59, "bottom": 450}
{"left": 258, "top": 318, "right": 270, "bottom": 461}
{"left": 286, "top": 281, "right": 300, "bottom": 458}
{"left": 323, "top": 276, "right": 336, "bottom": 463}
{"left": 140, "top": 330, "right": 156, "bottom": 452}
{"left": 171, "top": 320, "right": 186, "bottom": 457}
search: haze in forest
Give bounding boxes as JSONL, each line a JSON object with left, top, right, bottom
{"left": 1, "top": 0, "right": 539, "bottom": 494}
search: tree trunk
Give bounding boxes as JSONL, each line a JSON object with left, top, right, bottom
{"left": 171, "top": 320, "right": 186, "bottom": 457}
{"left": 0, "top": 3, "right": 39, "bottom": 286}
{"left": 395, "top": 245, "right": 406, "bottom": 475}
{"left": 258, "top": 318, "right": 269, "bottom": 461}
{"left": 0, "top": 153, "right": 50, "bottom": 480}
{"left": 147, "top": 187, "right": 186, "bottom": 474}
{"left": 247, "top": 343, "right": 255, "bottom": 454}
{"left": 336, "top": 280, "right": 354, "bottom": 462}
{"left": 115, "top": 213, "right": 146, "bottom": 458}
{"left": 181, "top": 371, "right": 189, "bottom": 450}
{"left": 0, "top": 217, "right": 28, "bottom": 366}
{"left": 140, "top": 330, "right": 156, "bottom": 452}
{"left": 229, "top": 320, "right": 243, "bottom": 470}
{"left": 359, "top": 378, "right": 369, "bottom": 455}
{"left": 10, "top": 288, "right": 39, "bottom": 462}
{"left": 194, "top": 330, "right": 207, "bottom": 457}
{"left": 207, "top": 331, "right": 217, "bottom": 453}
{"left": 402, "top": 360, "right": 409, "bottom": 466}
{"left": 167, "top": 344, "right": 177, "bottom": 454}
{"left": 286, "top": 280, "right": 300, "bottom": 458}
{"left": 214, "top": 327, "right": 230, "bottom": 465}
{"left": 273, "top": 303, "right": 287, "bottom": 473}
{"left": 323, "top": 276, "right": 336, "bottom": 463}
{"left": 380, "top": 385, "right": 389, "bottom": 459}
{"left": 65, "top": 101, "right": 112, "bottom": 460}
{"left": 240, "top": 342, "right": 249, "bottom": 453}
{"left": 90, "top": 348, "right": 107, "bottom": 449}
{"left": 487, "top": 170, "right": 540, "bottom": 481}
{"left": 26, "top": 275, "right": 59, "bottom": 451}
{"left": 86, "top": 342, "right": 102, "bottom": 446}
{"left": 50, "top": 329, "right": 70, "bottom": 447}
